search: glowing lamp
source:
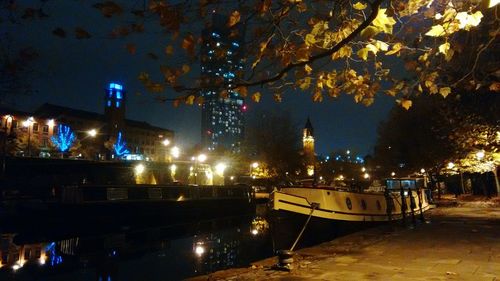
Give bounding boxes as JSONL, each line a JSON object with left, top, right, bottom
{"left": 447, "top": 162, "right": 455, "bottom": 169}
{"left": 476, "top": 150, "right": 485, "bottom": 160}
{"left": 162, "top": 139, "right": 170, "bottom": 146}
{"left": 87, "top": 129, "right": 98, "bottom": 137}
{"left": 134, "top": 163, "right": 145, "bottom": 175}
{"left": 215, "top": 163, "right": 227, "bottom": 176}
{"left": 420, "top": 168, "right": 426, "bottom": 173}
{"left": 170, "top": 146, "right": 180, "bottom": 158}
{"left": 197, "top": 154, "right": 207, "bottom": 162}
{"left": 251, "top": 162, "right": 259, "bottom": 168}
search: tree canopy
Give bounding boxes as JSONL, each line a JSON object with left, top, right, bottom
{"left": 2, "top": 0, "right": 499, "bottom": 107}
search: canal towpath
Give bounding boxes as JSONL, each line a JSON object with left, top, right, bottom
{"left": 189, "top": 196, "right": 500, "bottom": 281}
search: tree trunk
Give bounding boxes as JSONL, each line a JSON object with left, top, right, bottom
{"left": 493, "top": 168, "right": 500, "bottom": 197}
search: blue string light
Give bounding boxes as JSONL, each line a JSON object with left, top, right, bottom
{"left": 51, "top": 124, "right": 76, "bottom": 152}
{"left": 113, "top": 131, "right": 129, "bottom": 156}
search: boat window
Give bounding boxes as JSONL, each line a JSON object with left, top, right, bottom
{"left": 376, "top": 200, "right": 381, "bottom": 210}
{"left": 346, "top": 197, "right": 352, "bottom": 210}
{"left": 361, "top": 199, "right": 367, "bottom": 210}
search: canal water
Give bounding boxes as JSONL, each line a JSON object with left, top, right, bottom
{"left": 0, "top": 204, "right": 353, "bottom": 281}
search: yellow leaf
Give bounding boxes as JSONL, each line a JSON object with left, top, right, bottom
{"left": 332, "top": 45, "right": 352, "bottom": 60}
{"left": 228, "top": 10, "right": 241, "bottom": 27}
{"left": 252, "top": 92, "right": 261, "bottom": 103}
{"left": 312, "top": 90, "right": 323, "bottom": 102}
{"left": 236, "top": 86, "right": 248, "bottom": 97}
{"left": 353, "top": 2, "right": 367, "bottom": 10}
{"left": 438, "top": 42, "right": 454, "bottom": 61}
{"left": 195, "top": 96, "right": 204, "bottom": 106}
{"left": 400, "top": 99, "right": 412, "bottom": 110}
{"left": 298, "top": 77, "right": 312, "bottom": 90}
{"left": 489, "top": 82, "right": 500, "bottom": 91}
{"left": 305, "top": 34, "right": 316, "bottom": 46}
{"left": 304, "top": 64, "right": 313, "bottom": 74}
{"left": 366, "top": 43, "right": 379, "bottom": 54}
{"left": 374, "top": 40, "right": 389, "bottom": 51}
{"left": 182, "top": 64, "right": 190, "bottom": 74}
{"left": 138, "top": 72, "right": 149, "bottom": 82}
{"left": 386, "top": 42, "right": 403, "bottom": 55}
{"left": 296, "top": 46, "right": 310, "bottom": 62}
{"left": 456, "top": 11, "right": 483, "bottom": 30}
{"left": 439, "top": 87, "right": 451, "bottom": 98}
{"left": 438, "top": 42, "right": 449, "bottom": 54}
{"left": 425, "top": 25, "right": 446, "bottom": 37}
{"left": 185, "top": 95, "right": 195, "bottom": 105}
{"left": 372, "top": 9, "right": 396, "bottom": 34}
{"left": 165, "top": 45, "right": 173, "bottom": 55}
{"left": 273, "top": 93, "right": 282, "bottom": 102}
{"left": 357, "top": 47, "right": 369, "bottom": 60}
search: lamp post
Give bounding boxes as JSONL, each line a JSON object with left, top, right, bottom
{"left": 22, "top": 117, "right": 34, "bottom": 157}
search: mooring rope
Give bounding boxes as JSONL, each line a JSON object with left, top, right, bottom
{"left": 289, "top": 203, "right": 319, "bottom": 252}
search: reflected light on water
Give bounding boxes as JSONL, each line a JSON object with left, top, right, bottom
{"left": 194, "top": 244, "right": 205, "bottom": 257}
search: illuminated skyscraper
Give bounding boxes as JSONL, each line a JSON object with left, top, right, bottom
{"left": 200, "top": 13, "right": 245, "bottom": 152}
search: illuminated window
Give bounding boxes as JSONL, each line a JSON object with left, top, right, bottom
{"left": 32, "top": 123, "right": 39, "bottom": 132}
{"left": 116, "top": 91, "right": 122, "bottom": 99}
{"left": 107, "top": 100, "right": 111, "bottom": 107}
{"left": 116, "top": 101, "right": 120, "bottom": 108}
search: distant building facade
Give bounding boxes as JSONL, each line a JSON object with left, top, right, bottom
{"left": 200, "top": 13, "right": 246, "bottom": 152}
{"left": 0, "top": 82, "right": 174, "bottom": 161}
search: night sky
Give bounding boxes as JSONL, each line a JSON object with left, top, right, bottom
{"left": 5, "top": 1, "right": 395, "bottom": 156}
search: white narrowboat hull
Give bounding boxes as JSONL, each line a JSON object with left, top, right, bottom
{"left": 271, "top": 187, "right": 432, "bottom": 222}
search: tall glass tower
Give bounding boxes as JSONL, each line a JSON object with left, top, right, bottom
{"left": 200, "top": 13, "right": 245, "bottom": 153}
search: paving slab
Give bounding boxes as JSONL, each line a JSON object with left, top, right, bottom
{"left": 188, "top": 203, "right": 500, "bottom": 281}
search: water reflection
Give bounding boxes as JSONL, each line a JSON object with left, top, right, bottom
{"left": 0, "top": 205, "right": 366, "bottom": 281}
{"left": 0, "top": 214, "right": 274, "bottom": 281}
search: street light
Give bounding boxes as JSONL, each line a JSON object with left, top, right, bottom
{"left": 391, "top": 172, "right": 396, "bottom": 177}
{"left": 22, "top": 117, "right": 35, "bottom": 157}
{"left": 87, "top": 129, "right": 98, "bottom": 137}
{"left": 363, "top": 173, "right": 370, "bottom": 179}
{"left": 476, "top": 150, "right": 485, "bottom": 160}
{"left": 197, "top": 154, "right": 207, "bottom": 162}
{"left": 170, "top": 146, "right": 180, "bottom": 158}
{"left": 162, "top": 139, "right": 170, "bottom": 146}
{"left": 420, "top": 168, "right": 426, "bottom": 174}
{"left": 447, "top": 162, "right": 455, "bottom": 169}
{"left": 215, "top": 162, "right": 227, "bottom": 177}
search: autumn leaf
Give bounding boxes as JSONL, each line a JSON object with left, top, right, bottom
{"left": 372, "top": 9, "right": 396, "bottom": 34}
{"left": 182, "top": 33, "right": 195, "bottom": 56}
{"left": 182, "top": 64, "right": 190, "bottom": 74}
{"left": 425, "top": 25, "right": 445, "bottom": 37}
{"left": 257, "top": 0, "right": 271, "bottom": 14}
{"left": 185, "top": 95, "right": 195, "bottom": 105}
{"left": 195, "top": 96, "right": 205, "bottom": 106}
{"left": 332, "top": 45, "right": 352, "bottom": 60}
{"left": 305, "top": 34, "right": 316, "bottom": 46}
{"left": 252, "top": 92, "right": 261, "bottom": 103}
{"left": 296, "top": 46, "right": 310, "bottom": 62}
{"left": 312, "top": 90, "right": 323, "bottom": 102}
{"left": 138, "top": 72, "right": 149, "bottom": 82}
{"left": 455, "top": 11, "right": 483, "bottom": 30}
{"left": 75, "top": 27, "right": 91, "bottom": 39}
{"left": 304, "top": 64, "right": 313, "bottom": 74}
{"left": 386, "top": 42, "right": 402, "bottom": 55}
{"left": 357, "top": 47, "right": 369, "bottom": 60}
{"left": 399, "top": 99, "right": 413, "bottom": 110}
{"left": 438, "top": 42, "right": 454, "bottom": 61}
{"left": 236, "top": 86, "right": 248, "bottom": 97}
{"left": 93, "top": 1, "right": 123, "bottom": 18}
{"left": 228, "top": 10, "right": 241, "bottom": 27}
{"left": 439, "top": 87, "right": 451, "bottom": 98}
{"left": 165, "top": 45, "right": 174, "bottom": 55}
{"left": 126, "top": 43, "right": 136, "bottom": 54}
{"left": 298, "top": 77, "right": 312, "bottom": 90}
{"left": 353, "top": 2, "right": 367, "bottom": 10}
{"left": 52, "top": 28, "right": 66, "bottom": 38}
{"left": 489, "top": 82, "right": 500, "bottom": 92}
{"left": 273, "top": 93, "right": 282, "bottom": 102}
